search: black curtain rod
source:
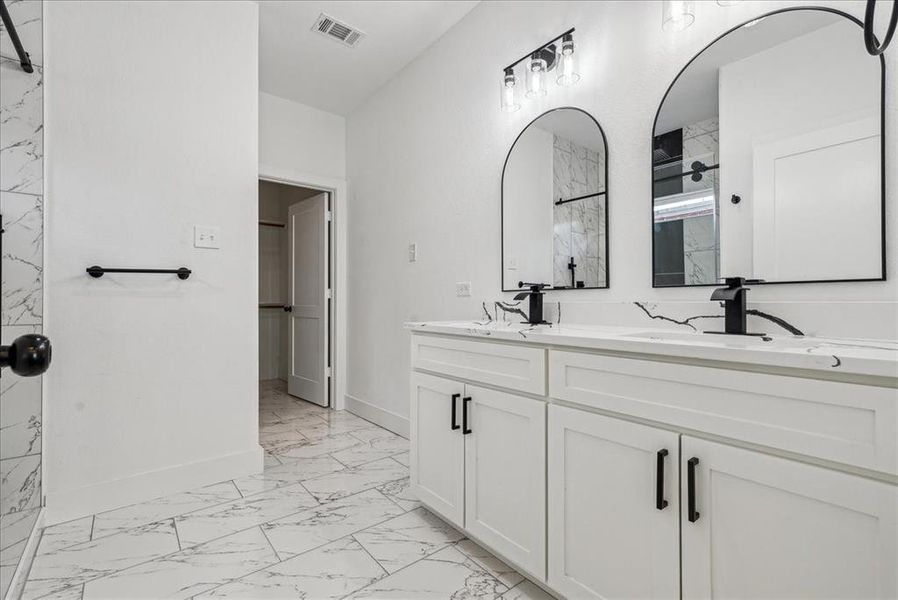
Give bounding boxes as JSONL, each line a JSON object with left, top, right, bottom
{"left": 86, "top": 266, "right": 192, "bottom": 280}
{"left": 0, "top": 0, "right": 34, "bottom": 73}
{"left": 555, "top": 190, "right": 606, "bottom": 206}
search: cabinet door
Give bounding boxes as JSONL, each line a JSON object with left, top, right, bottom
{"left": 682, "top": 436, "right": 898, "bottom": 599}
{"left": 464, "top": 385, "right": 546, "bottom": 579}
{"left": 410, "top": 372, "right": 465, "bottom": 528}
{"left": 547, "top": 405, "right": 680, "bottom": 599}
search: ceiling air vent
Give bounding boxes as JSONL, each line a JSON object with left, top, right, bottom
{"left": 312, "top": 13, "right": 365, "bottom": 48}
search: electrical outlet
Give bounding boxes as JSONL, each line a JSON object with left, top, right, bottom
{"left": 456, "top": 281, "right": 472, "bottom": 297}
{"left": 408, "top": 243, "right": 417, "bottom": 263}
{"left": 194, "top": 225, "right": 220, "bottom": 249}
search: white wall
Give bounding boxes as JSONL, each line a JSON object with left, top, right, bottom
{"left": 260, "top": 92, "right": 346, "bottom": 181}
{"left": 718, "top": 20, "right": 881, "bottom": 278}
{"left": 345, "top": 1, "right": 896, "bottom": 427}
{"left": 43, "top": 0, "right": 260, "bottom": 521}
{"left": 502, "top": 126, "right": 554, "bottom": 288}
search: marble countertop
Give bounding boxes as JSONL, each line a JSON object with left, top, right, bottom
{"left": 406, "top": 320, "right": 898, "bottom": 381}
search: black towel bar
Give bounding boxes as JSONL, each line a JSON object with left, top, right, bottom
{"left": 86, "top": 266, "right": 191, "bottom": 280}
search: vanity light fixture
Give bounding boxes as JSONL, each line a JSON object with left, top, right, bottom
{"left": 662, "top": 0, "right": 696, "bottom": 32}
{"left": 557, "top": 33, "right": 580, "bottom": 86}
{"left": 500, "top": 68, "right": 521, "bottom": 112}
{"left": 498, "top": 28, "right": 577, "bottom": 111}
{"left": 526, "top": 52, "right": 549, "bottom": 98}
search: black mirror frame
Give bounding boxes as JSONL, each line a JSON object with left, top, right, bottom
{"left": 650, "top": 6, "right": 887, "bottom": 288}
{"left": 501, "top": 106, "right": 611, "bottom": 292}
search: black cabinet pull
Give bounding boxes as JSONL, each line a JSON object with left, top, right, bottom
{"left": 462, "top": 396, "right": 472, "bottom": 434}
{"left": 450, "top": 394, "right": 460, "bottom": 430}
{"left": 687, "top": 457, "right": 700, "bottom": 522}
{"left": 656, "top": 449, "right": 669, "bottom": 510}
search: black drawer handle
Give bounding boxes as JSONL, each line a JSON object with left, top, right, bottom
{"left": 687, "top": 457, "right": 700, "bottom": 523}
{"left": 451, "top": 394, "right": 460, "bottom": 430}
{"left": 462, "top": 396, "right": 472, "bottom": 434}
{"left": 656, "top": 449, "right": 669, "bottom": 510}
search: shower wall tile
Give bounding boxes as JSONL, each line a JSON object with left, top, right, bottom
{"left": 1, "top": 5, "right": 44, "bottom": 594}
{"left": 0, "top": 0, "right": 43, "bottom": 66}
{"left": 1, "top": 191, "right": 43, "bottom": 325}
{"left": 0, "top": 57, "right": 43, "bottom": 195}
{"left": 553, "top": 135, "right": 606, "bottom": 287}
{"left": 0, "top": 453, "right": 40, "bottom": 514}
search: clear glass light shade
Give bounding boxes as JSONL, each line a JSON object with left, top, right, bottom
{"left": 499, "top": 70, "right": 521, "bottom": 112}
{"left": 526, "top": 56, "right": 548, "bottom": 98}
{"left": 557, "top": 39, "right": 580, "bottom": 86}
{"left": 662, "top": 0, "right": 696, "bottom": 31}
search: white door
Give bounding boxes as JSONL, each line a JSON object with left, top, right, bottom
{"left": 464, "top": 385, "right": 546, "bottom": 579}
{"left": 682, "top": 436, "right": 898, "bottom": 599}
{"left": 547, "top": 405, "right": 680, "bottom": 599}
{"left": 287, "top": 193, "right": 328, "bottom": 406}
{"left": 752, "top": 116, "right": 881, "bottom": 281}
{"left": 410, "top": 372, "right": 465, "bottom": 528}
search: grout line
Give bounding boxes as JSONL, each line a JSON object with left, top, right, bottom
{"left": 171, "top": 518, "right": 182, "bottom": 552}
{"left": 256, "top": 524, "right": 281, "bottom": 562}
{"left": 231, "top": 479, "right": 245, "bottom": 499}
{"left": 350, "top": 533, "right": 390, "bottom": 576}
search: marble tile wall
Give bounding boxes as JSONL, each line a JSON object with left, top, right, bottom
{"left": 552, "top": 135, "right": 606, "bottom": 288}
{"left": 1, "top": 1, "right": 44, "bottom": 597}
{"left": 681, "top": 118, "right": 719, "bottom": 285}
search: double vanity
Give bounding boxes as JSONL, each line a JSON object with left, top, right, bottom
{"left": 407, "top": 322, "right": 897, "bottom": 599}
{"left": 411, "top": 5, "right": 894, "bottom": 599}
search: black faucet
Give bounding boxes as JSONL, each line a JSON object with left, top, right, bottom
{"left": 708, "top": 277, "right": 765, "bottom": 336}
{"left": 514, "top": 282, "right": 550, "bottom": 325}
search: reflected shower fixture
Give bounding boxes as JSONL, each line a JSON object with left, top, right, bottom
{"left": 498, "top": 28, "right": 577, "bottom": 111}
{"left": 500, "top": 68, "right": 521, "bottom": 112}
{"left": 662, "top": 0, "right": 696, "bottom": 32}
{"left": 557, "top": 33, "right": 580, "bottom": 86}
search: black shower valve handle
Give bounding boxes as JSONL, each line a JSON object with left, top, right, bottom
{"left": 0, "top": 334, "right": 52, "bottom": 377}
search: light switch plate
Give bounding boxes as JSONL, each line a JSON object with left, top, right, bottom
{"left": 408, "top": 243, "right": 417, "bottom": 263}
{"left": 194, "top": 225, "right": 220, "bottom": 249}
{"left": 456, "top": 281, "right": 472, "bottom": 297}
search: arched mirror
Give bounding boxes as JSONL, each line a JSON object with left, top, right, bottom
{"left": 502, "top": 107, "right": 609, "bottom": 291}
{"left": 652, "top": 8, "right": 885, "bottom": 287}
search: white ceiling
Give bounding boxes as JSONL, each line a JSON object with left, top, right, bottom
{"left": 259, "top": 1, "right": 479, "bottom": 116}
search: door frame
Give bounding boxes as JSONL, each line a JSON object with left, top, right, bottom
{"left": 259, "top": 163, "right": 347, "bottom": 411}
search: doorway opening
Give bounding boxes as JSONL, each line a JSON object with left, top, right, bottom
{"left": 258, "top": 179, "right": 333, "bottom": 410}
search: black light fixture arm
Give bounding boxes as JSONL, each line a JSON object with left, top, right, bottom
{"left": 503, "top": 27, "right": 575, "bottom": 72}
{"left": 864, "top": 0, "right": 897, "bottom": 56}
{"left": 0, "top": 0, "right": 34, "bottom": 73}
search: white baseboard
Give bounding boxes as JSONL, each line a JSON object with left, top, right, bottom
{"left": 345, "top": 394, "right": 409, "bottom": 439}
{"left": 43, "top": 445, "right": 263, "bottom": 525}
{"left": 5, "top": 508, "right": 44, "bottom": 600}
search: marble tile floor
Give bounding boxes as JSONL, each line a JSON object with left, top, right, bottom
{"left": 17, "top": 381, "right": 552, "bottom": 600}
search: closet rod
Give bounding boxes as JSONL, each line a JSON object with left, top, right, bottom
{"left": 259, "top": 303, "right": 287, "bottom": 309}
{"left": 259, "top": 221, "right": 286, "bottom": 228}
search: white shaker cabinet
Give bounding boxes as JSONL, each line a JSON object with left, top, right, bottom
{"left": 547, "top": 405, "right": 680, "bottom": 599}
{"left": 410, "top": 372, "right": 465, "bottom": 528}
{"left": 410, "top": 372, "right": 546, "bottom": 579}
{"left": 681, "top": 436, "right": 898, "bottom": 600}
{"left": 465, "top": 384, "right": 546, "bottom": 578}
